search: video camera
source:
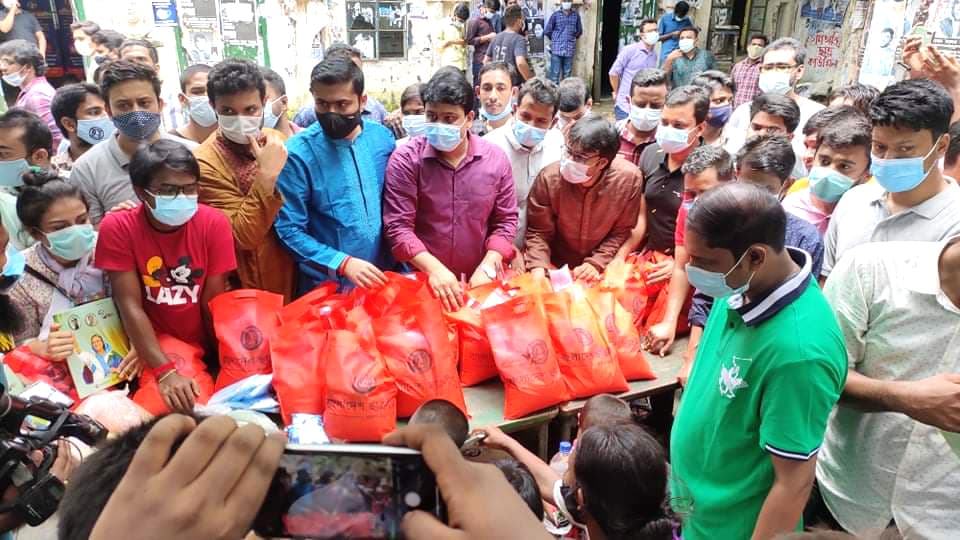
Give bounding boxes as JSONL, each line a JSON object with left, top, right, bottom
{"left": 0, "top": 384, "right": 106, "bottom": 526}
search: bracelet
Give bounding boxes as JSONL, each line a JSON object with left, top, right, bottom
{"left": 338, "top": 256, "right": 352, "bottom": 276}
{"left": 157, "top": 369, "right": 178, "bottom": 384}
{"left": 153, "top": 361, "right": 175, "bottom": 377}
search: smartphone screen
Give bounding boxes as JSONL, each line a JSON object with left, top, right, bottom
{"left": 255, "top": 444, "right": 442, "bottom": 539}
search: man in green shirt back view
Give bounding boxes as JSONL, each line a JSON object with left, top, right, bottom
{"left": 670, "top": 182, "right": 847, "bottom": 539}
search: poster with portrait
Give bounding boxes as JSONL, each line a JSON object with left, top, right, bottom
{"left": 528, "top": 16, "right": 545, "bottom": 56}
{"left": 220, "top": 0, "right": 258, "bottom": 48}
{"left": 858, "top": 0, "right": 908, "bottom": 89}
{"left": 799, "top": 0, "right": 850, "bottom": 23}
{"left": 53, "top": 298, "right": 128, "bottom": 399}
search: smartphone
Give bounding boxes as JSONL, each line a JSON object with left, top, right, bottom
{"left": 254, "top": 444, "right": 443, "bottom": 539}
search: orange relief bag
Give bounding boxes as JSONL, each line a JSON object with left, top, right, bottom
{"left": 482, "top": 295, "right": 570, "bottom": 419}
{"left": 3, "top": 346, "right": 77, "bottom": 400}
{"left": 209, "top": 290, "right": 284, "bottom": 391}
{"left": 585, "top": 288, "right": 656, "bottom": 381}
{"left": 270, "top": 321, "right": 328, "bottom": 426}
{"left": 132, "top": 334, "right": 215, "bottom": 416}
{"left": 542, "top": 288, "right": 629, "bottom": 398}
{"left": 279, "top": 283, "right": 338, "bottom": 325}
{"left": 323, "top": 329, "right": 397, "bottom": 442}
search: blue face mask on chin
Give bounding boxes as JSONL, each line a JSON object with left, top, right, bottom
{"left": 870, "top": 138, "right": 941, "bottom": 193}
{"left": 480, "top": 105, "right": 512, "bottom": 122}
{"left": 685, "top": 249, "right": 754, "bottom": 299}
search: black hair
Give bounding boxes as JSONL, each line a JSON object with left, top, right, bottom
{"left": 118, "top": 39, "right": 159, "bottom": 64}
{"left": 828, "top": 83, "right": 879, "bottom": 115}
{"left": 748, "top": 33, "right": 769, "bottom": 46}
{"left": 681, "top": 145, "right": 734, "bottom": 180}
{"left": 664, "top": 85, "right": 710, "bottom": 124}
{"left": 0, "top": 39, "right": 46, "bottom": 76}
{"left": 629, "top": 68, "right": 668, "bottom": 98}
{"left": 50, "top": 83, "right": 102, "bottom": 136}
{"left": 207, "top": 58, "right": 266, "bottom": 104}
{"left": 0, "top": 292, "right": 23, "bottom": 335}
{"left": 686, "top": 182, "right": 787, "bottom": 258}
{"left": 128, "top": 139, "right": 200, "bottom": 190}
{"left": 674, "top": 1, "right": 690, "bottom": 17}
{"left": 16, "top": 169, "right": 86, "bottom": 233}
{"left": 493, "top": 460, "right": 545, "bottom": 521}
{"left": 409, "top": 399, "right": 469, "bottom": 448}
{"left": 99, "top": 60, "right": 162, "bottom": 104}
{"left": 179, "top": 64, "right": 211, "bottom": 93}
{"left": 326, "top": 42, "right": 363, "bottom": 62}
{"left": 639, "top": 18, "right": 658, "bottom": 30}
{"left": 750, "top": 92, "right": 801, "bottom": 133}
{"left": 310, "top": 56, "right": 364, "bottom": 96}
{"left": 679, "top": 26, "right": 699, "bottom": 38}
{"left": 70, "top": 21, "right": 101, "bottom": 36}
{"left": 400, "top": 83, "right": 424, "bottom": 108}
{"left": 816, "top": 113, "right": 872, "bottom": 156}
{"left": 802, "top": 105, "right": 860, "bottom": 136}
{"left": 569, "top": 116, "right": 620, "bottom": 161}
{"left": 518, "top": 77, "right": 559, "bottom": 116}
{"left": 558, "top": 76, "right": 590, "bottom": 112}
{"left": 92, "top": 60, "right": 112, "bottom": 86}
{"left": 260, "top": 66, "right": 287, "bottom": 97}
{"left": 503, "top": 4, "right": 524, "bottom": 27}
{"left": 0, "top": 108, "right": 52, "bottom": 156}
{"left": 484, "top": 0, "right": 501, "bottom": 10}
{"left": 869, "top": 78, "right": 954, "bottom": 142}
{"left": 478, "top": 61, "right": 517, "bottom": 88}
{"left": 690, "top": 70, "right": 736, "bottom": 97}
{"left": 422, "top": 69, "right": 475, "bottom": 114}
{"left": 764, "top": 37, "right": 805, "bottom": 65}
{"left": 579, "top": 394, "right": 635, "bottom": 431}
{"left": 947, "top": 121, "right": 960, "bottom": 167}
{"left": 736, "top": 133, "right": 795, "bottom": 183}
{"left": 91, "top": 30, "right": 125, "bottom": 51}
{"left": 574, "top": 424, "right": 674, "bottom": 540}
{"left": 454, "top": 2, "right": 471, "bottom": 21}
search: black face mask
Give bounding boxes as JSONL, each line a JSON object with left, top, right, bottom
{"left": 317, "top": 111, "right": 362, "bottom": 140}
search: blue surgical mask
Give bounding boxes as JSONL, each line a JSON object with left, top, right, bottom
{"left": 77, "top": 116, "right": 116, "bottom": 146}
{"left": 1, "top": 242, "right": 25, "bottom": 294}
{"left": 262, "top": 97, "right": 285, "bottom": 129}
{"left": 686, "top": 249, "right": 754, "bottom": 299}
{"left": 187, "top": 96, "right": 218, "bottom": 128}
{"left": 808, "top": 166, "right": 855, "bottom": 203}
{"left": 0, "top": 158, "right": 30, "bottom": 188}
{"left": 870, "top": 140, "right": 941, "bottom": 193}
{"left": 513, "top": 119, "right": 547, "bottom": 147}
{"left": 425, "top": 121, "right": 465, "bottom": 152}
{"left": 481, "top": 105, "right": 512, "bottom": 122}
{"left": 655, "top": 124, "right": 693, "bottom": 154}
{"left": 112, "top": 111, "right": 162, "bottom": 141}
{"left": 45, "top": 224, "right": 96, "bottom": 261}
{"left": 2, "top": 67, "right": 25, "bottom": 88}
{"left": 707, "top": 104, "right": 732, "bottom": 128}
{"left": 484, "top": 11, "right": 495, "bottom": 19}
{"left": 145, "top": 192, "right": 199, "bottom": 227}
{"left": 401, "top": 114, "right": 427, "bottom": 138}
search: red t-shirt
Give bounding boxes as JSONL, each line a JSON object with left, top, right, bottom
{"left": 675, "top": 203, "right": 688, "bottom": 248}
{"left": 95, "top": 204, "right": 237, "bottom": 348}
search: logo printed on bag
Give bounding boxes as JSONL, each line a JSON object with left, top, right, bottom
{"left": 631, "top": 297, "right": 644, "bottom": 316}
{"left": 604, "top": 314, "right": 620, "bottom": 339}
{"left": 573, "top": 328, "right": 594, "bottom": 349}
{"left": 524, "top": 340, "right": 549, "bottom": 365}
{"left": 240, "top": 325, "right": 264, "bottom": 351}
{"left": 406, "top": 349, "right": 432, "bottom": 374}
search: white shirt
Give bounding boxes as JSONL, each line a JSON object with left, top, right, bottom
{"left": 823, "top": 180, "right": 960, "bottom": 276}
{"left": 818, "top": 240, "right": 960, "bottom": 539}
{"left": 484, "top": 120, "right": 563, "bottom": 248}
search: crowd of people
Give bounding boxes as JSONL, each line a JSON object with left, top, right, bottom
{"left": 0, "top": 2, "right": 958, "bottom": 539}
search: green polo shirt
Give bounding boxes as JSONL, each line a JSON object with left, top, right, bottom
{"left": 670, "top": 248, "right": 847, "bottom": 540}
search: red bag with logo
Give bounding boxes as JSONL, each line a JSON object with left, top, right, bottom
{"left": 209, "top": 289, "right": 284, "bottom": 391}
{"left": 3, "top": 345, "right": 77, "bottom": 401}
{"left": 373, "top": 298, "right": 466, "bottom": 418}
{"left": 279, "top": 283, "right": 337, "bottom": 325}
{"left": 363, "top": 272, "right": 431, "bottom": 318}
{"left": 271, "top": 321, "right": 328, "bottom": 426}
{"left": 482, "top": 295, "right": 570, "bottom": 419}
{"left": 323, "top": 329, "right": 397, "bottom": 442}
{"left": 542, "top": 289, "right": 628, "bottom": 398}
{"left": 132, "top": 334, "right": 215, "bottom": 416}
{"left": 585, "top": 288, "right": 656, "bottom": 381}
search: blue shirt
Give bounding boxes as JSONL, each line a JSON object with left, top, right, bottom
{"left": 657, "top": 13, "right": 694, "bottom": 64}
{"left": 274, "top": 120, "right": 396, "bottom": 296}
{"left": 544, "top": 9, "right": 582, "bottom": 58}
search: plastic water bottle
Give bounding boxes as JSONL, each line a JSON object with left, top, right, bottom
{"left": 550, "top": 441, "right": 573, "bottom": 475}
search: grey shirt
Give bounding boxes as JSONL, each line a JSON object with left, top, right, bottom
{"left": 823, "top": 179, "right": 960, "bottom": 276}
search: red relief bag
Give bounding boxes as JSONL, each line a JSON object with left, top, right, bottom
{"left": 3, "top": 346, "right": 77, "bottom": 400}
{"left": 209, "top": 289, "right": 284, "bottom": 391}
{"left": 373, "top": 298, "right": 466, "bottom": 418}
{"left": 132, "top": 334, "right": 215, "bottom": 416}
{"left": 585, "top": 288, "right": 656, "bottom": 381}
{"left": 279, "top": 283, "right": 338, "bottom": 325}
{"left": 270, "top": 321, "right": 328, "bottom": 426}
{"left": 482, "top": 295, "right": 570, "bottom": 419}
{"left": 363, "top": 272, "right": 431, "bottom": 318}
{"left": 542, "top": 289, "right": 629, "bottom": 398}
{"left": 323, "top": 329, "right": 397, "bottom": 442}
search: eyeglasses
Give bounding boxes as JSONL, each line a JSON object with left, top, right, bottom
{"left": 759, "top": 63, "right": 798, "bottom": 73}
{"left": 563, "top": 146, "right": 599, "bottom": 164}
{"left": 149, "top": 182, "right": 200, "bottom": 198}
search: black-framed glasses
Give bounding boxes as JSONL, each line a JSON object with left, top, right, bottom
{"left": 759, "top": 63, "right": 798, "bottom": 73}
{"left": 149, "top": 182, "right": 200, "bottom": 198}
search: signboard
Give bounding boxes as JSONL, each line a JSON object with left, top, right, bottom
{"left": 802, "top": 19, "right": 842, "bottom": 80}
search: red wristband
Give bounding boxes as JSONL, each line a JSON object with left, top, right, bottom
{"left": 338, "top": 256, "right": 352, "bottom": 276}
{"left": 153, "top": 361, "right": 175, "bottom": 377}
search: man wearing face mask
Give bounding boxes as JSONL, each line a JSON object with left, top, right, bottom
{"left": 525, "top": 115, "right": 642, "bottom": 280}
{"left": 616, "top": 68, "right": 667, "bottom": 165}
{"left": 731, "top": 34, "right": 768, "bottom": 109}
{"left": 473, "top": 62, "right": 517, "bottom": 136}
{"left": 608, "top": 19, "right": 659, "bottom": 122}
{"left": 194, "top": 59, "right": 295, "bottom": 301}
{"left": 671, "top": 182, "right": 846, "bottom": 540}
{"left": 663, "top": 27, "right": 716, "bottom": 89}
{"left": 50, "top": 83, "right": 114, "bottom": 178}
{"left": 555, "top": 76, "right": 592, "bottom": 134}
{"left": 690, "top": 70, "right": 735, "bottom": 147}
{"left": 485, "top": 77, "right": 563, "bottom": 249}
{"left": 70, "top": 60, "right": 189, "bottom": 225}
{"left": 170, "top": 64, "right": 216, "bottom": 146}
{"left": 275, "top": 57, "right": 395, "bottom": 296}
{"left": 0, "top": 109, "right": 51, "bottom": 250}
{"left": 466, "top": 0, "right": 498, "bottom": 85}
{"left": 824, "top": 79, "right": 960, "bottom": 278}
{"left": 260, "top": 67, "right": 300, "bottom": 139}
{"left": 69, "top": 20, "right": 100, "bottom": 83}
{"left": 656, "top": 1, "right": 693, "bottom": 66}
{"left": 0, "top": 40, "right": 58, "bottom": 148}
{"left": 384, "top": 70, "right": 517, "bottom": 311}
{"left": 543, "top": 0, "right": 582, "bottom": 84}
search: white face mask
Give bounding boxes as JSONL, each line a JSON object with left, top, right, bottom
{"left": 218, "top": 114, "right": 262, "bottom": 144}
{"left": 758, "top": 71, "right": 793, "bottom": 95}
{"left": 678, "top": 38, "right": 696, "bottom": 53}
{"left": 629, "top": 105, "right": 661, "bottom": 132}
{"left": 74, "top": 40, "right": 94, "bottom": 57}
{"left": 186, "top": 96, "right": 218, "bottom": 127}
{"left": 643, "top": 31, "right": 659, "bottom": 46}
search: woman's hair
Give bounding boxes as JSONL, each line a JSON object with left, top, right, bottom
{"left": 574, "top": 424, "right": 674, "bottom": 540}
{"left": 16, "top": 168, "right": 87, "bottom": 233}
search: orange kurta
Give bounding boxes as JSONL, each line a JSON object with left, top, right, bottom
{"left": 195, "top": 128, "right": 296, "bottom": 302}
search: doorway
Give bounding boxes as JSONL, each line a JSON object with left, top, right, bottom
{"left": 595, "top": 0, "right": 659, "bottom": 99}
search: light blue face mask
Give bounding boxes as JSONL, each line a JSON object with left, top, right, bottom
{"left": 402, "top": 114, "right": 427, "bottom": 138}
{"left": 808, "top": 166, "right": 855, "bottom": 203}
{"left": 870, "top": 139, "right": 941, "bottom": 193}
{"left": 655, "top": 124, "right": 693, "bottom": 154}
{"left": 77, "top": 116, "right": 116, "bottom": 146}
{"left": 685, "top": 249, "right": 754, "bottom": 299}
{"left": 0, "top": 158, "right": 30, "bottom": 188}
{"left": 45, "top": 224, "right": 96, "bottom": 261}
{"left": 425, "top": 121, "right": 464, "bottom": 152}
{"left": 1, "top": 241, "right": 25, "bottom": 293}
{"left": 480, "top": 105, "right": 512, "bottom": 122}
{"left": 145, "top": 192, "right": 199, "bottom": 227}
{"left": 187, "top": 96, "right": 218, "bottom": 128}
{"left": 262, "top": 97, "right": 285, "bottom": 130}
{"left": 513, "top": 119, "right": 547, "bottom": 147}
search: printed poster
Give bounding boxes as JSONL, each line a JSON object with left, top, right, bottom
{"left": 52, "top": 298, "right": 128, "bottom": 398}
{"left": 220, "top": 0, "right": 258, "bottom": 48}
{"left": 799, "top": 0, "right": 851, "bottom": 23}
{"left": 858, "top": 0, "right": 908, "bottom": 89}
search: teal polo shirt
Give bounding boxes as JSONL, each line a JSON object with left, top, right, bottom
{"left": 670, "top": 248, "right": 847, "bottom": 540}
